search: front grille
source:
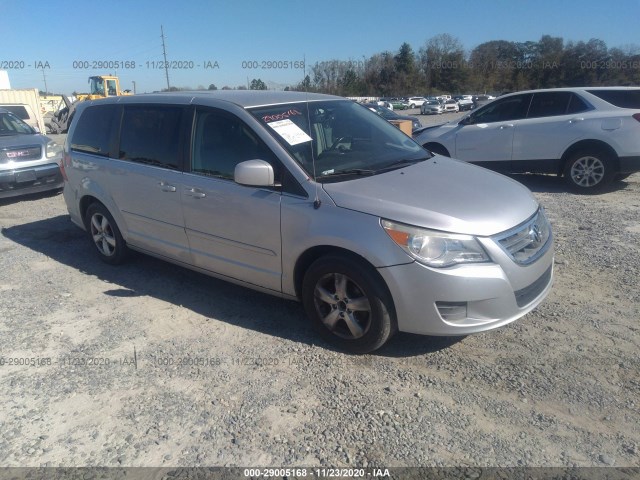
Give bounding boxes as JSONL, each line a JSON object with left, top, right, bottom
{"left": 494, "top": 209, "right": 552, "bottom": 265}
{"left": 515, "top": 266, "right": 553, "bottom": 307}
{"left": 0, "top": 145, "right": 42, "bottom": 163}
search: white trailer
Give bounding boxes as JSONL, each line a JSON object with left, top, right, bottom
{"left": 0, "top": 88, "right": 46, "bottom": 133}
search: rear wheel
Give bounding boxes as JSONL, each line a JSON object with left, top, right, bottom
{"left": 85, "top": 203, "right": 128, "bottom": 265}
{"left": 302, "top": 254, "right": 396, "bottom": 353}
{"left": 563, "top": 150, "right": 614, "bottom": 192}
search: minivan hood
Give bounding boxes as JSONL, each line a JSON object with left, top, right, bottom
{"left": 321, "top": 157, "right": 539, "bottom": 237}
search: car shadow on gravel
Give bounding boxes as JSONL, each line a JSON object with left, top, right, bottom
{"left": 0, "top": 188, "right": 63, "bottom": 206}
{"left": 2, "top": 214, "right": 451, "bottom": 356}
{"left": 506, "top": 173, "right": 632, "bottom": 194}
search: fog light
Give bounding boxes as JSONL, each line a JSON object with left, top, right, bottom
{"left": 436, "top": 302, "right": 468, "bottom": 322}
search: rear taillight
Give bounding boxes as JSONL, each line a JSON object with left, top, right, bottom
{"left": 633, "top": 113, "right": 640, "bottom": 123}
{"left": 60, "top": 152, "right": 69, "bottom": 181}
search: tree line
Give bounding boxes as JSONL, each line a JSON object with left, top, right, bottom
{"left": 289, "top": 34, "right": 640, "bottom": 96}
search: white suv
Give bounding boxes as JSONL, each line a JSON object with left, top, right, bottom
{"left": 407, "top": 97, "right": 427, "bottom": 108}
{"left": 414, "top": 87, "right": 640, "bottom": 191}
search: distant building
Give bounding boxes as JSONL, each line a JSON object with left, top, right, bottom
{"left": 0, "top": 70, "right": 10, "bottom": 89}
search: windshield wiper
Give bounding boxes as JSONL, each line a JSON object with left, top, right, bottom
{"left": 318, "top": 168, "right": 375, "bottom": 179}
{"left": 376, "top": 156, "right": 432, "bottom": 173}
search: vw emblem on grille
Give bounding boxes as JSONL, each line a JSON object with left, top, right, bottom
{"left": 530, "top": 224, "right": 542, "bottom": 244}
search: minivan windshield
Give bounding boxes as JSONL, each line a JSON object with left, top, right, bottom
{"left": 250, "top": 100, "right": 428, "bottom": 182}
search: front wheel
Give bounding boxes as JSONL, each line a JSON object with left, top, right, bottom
{"left": 302, "top": 254, "right": 396, "bottom": 353}
{"left": 85, "top": 203, "right": 129, "bottom": 265}
{"left": 563, "top": 150, "right": 614, "bottom": 192}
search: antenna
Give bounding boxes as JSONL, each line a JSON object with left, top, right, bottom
{"left": 161, "top": 25, "right": 170, "bottom": 90}
{"left": 303, "top": 53, "right": 321, "bottom": 209}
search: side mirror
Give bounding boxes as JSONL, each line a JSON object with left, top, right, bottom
{"left": 458, "top": 116, "right": 473, "bottom": 126}
{"left": 234, "top": 159, "right": 275, "bottom": 187}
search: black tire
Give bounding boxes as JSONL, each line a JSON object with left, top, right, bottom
{"left": 424, "top": 143, "right": 450, "bottom": 157}
{"left": 614, "top": 173, "right": 633, "bottom": 182}
{"left": 302, "top": 254, "right": 397, "bottom": 353}
{"left": 85, "top": 203, "right": 129, "bottom": 265}
{"left": 563, "top": 149, "right": 615, "bottom": 192}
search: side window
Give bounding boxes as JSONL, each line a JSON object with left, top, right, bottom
{"left": 191, "top": 109, "right": 278, "bottom": 180}
{"left": 106, "top": 79, "right": 118, "bottom": 96}
{"left": 70, "top": 104, "right": 117, "bottom": 156}
{"left": 469, "top": 94, "right": 531, "bottom": 124}
{"left": 527, "top": 92, "right": 572, "bottom": 118}
{"left": 119, "top": 105, "right": 184, "bottom": 170}
{"left": 567, "top": 93, "right": 590, "bottom": 114}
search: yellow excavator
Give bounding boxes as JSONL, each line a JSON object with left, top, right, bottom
{"left": 46, "top": 75, "right": 133, "bottom": 133}
{"left": 76, "top": 75, "right": 133, "bottom": 101}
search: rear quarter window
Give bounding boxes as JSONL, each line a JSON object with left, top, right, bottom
{"left": 71, "top": 104, "right": 118, "bottom": 156}
{"left": 586, "top": 90, "right": 640, "bottom": 109}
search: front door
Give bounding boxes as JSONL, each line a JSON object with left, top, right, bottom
{"left": 181, "top": 107, "right": 283, "bottom": 292}
{"left": 455, "top": 93, "right": 532, "bottom": 169}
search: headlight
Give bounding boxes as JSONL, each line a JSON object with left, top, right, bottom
{"left": 46, "top": 141, "right": 63, "bottom": 159}
{"left": 381, "top": 219, "right": 490, "bottom": 268}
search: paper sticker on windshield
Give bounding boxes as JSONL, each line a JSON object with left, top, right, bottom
{"left": 267, "top": 119, "right": 312, "bottom": 146}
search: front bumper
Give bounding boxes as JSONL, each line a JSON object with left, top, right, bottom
{"left": 0, "top": 163, "right": 63, "bottom": 199}
{"left": 378, "top": 236, "right": 554, "bottom": 336}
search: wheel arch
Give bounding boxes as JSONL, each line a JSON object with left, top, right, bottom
{"left": 293, "top": 246, "right": 395, "bottom": 312}
{"left": 423, "top": 142, "right": 451, "bottom": 157}
{"left": 79, "top": 195, "right": 102, "bottom": 229}
{"left": 560, "top": 140, "right": 619, "bottom": 176}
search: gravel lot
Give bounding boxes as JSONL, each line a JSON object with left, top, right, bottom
{"left": 0, "top": 130, "right": 638, "bottom": 470}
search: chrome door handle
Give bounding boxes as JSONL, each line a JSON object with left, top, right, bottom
{"left": 158, "top": 181, "right": 176, "bottom": 192}
{"left": 499, "top": 124, "right": 514, "bottom": 129}
{"left": 185, "top": 188, "right": 206, "bottom": 199}
{"left": 569, "top": 117, "right": 584, "bottom": 123}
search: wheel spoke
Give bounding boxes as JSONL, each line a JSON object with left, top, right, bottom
{"left": 104, "top": 234, "right": 116, "bottom": 247}
{"left": 91, "top": 215, "right": 102, "bottom": 232}
{"left": 315, "top": 285, "right": 337, "bottom": 305}
{"left": 92, "top": 233, "right": 102, "bottom": 244}
{"left": 334, "top": 274, "right": 348, "bottom": 298}
{"left": 101, "top": 238, "right": 111, "bottom": 255}
{"left": 344, "top": 312, "right": 365, "bottom": 338}
{"left": 101, "top": 216, "right": 109, "bottom": 231}
{"left": 348, "top": 295, "right": 370, "bottom": 312}
{"left": 321, "top": 309, "right": 341, "bottom": 329}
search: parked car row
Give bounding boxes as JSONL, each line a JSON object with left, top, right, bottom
{"left": 362, "top": 103, "right": 422, "bottom": 131}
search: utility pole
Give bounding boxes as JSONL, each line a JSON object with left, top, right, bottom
{"left": 161, "top": 25, "right": 170, "bottom": 90}
{"left": 41, "top": 68, "right": 48, "bottom": 95}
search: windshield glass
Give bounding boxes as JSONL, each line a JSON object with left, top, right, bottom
{"left": 0, "top": 111, "right": 35, "bottom": 135}
{"left": 89, "top": 77, "right": 105, "bottom": 95}
{"left": 250, "top": 100, "right": 426, "bottom": 182}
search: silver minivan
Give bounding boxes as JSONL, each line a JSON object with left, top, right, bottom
{"left": 61, "top": 91, "right": 553, "bottom": 353}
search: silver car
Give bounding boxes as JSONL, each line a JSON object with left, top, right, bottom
{"left": 0, "top": 108, "right": 63, "bottom": 198}
{"left": 62, "top": 91, "right": 553, "bottom": 353}
{"left": 420, "top": 100, "right": 444, "bottom": 115}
